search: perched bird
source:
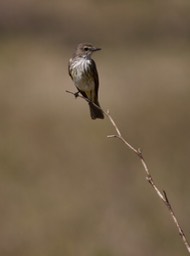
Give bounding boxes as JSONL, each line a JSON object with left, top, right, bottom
{"left": 68, "top": 43, "right": 104, "bottom": 119}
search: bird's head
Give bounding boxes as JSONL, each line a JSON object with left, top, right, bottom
{"left": 75, "top": 43, "right": 101, "bottom": 58}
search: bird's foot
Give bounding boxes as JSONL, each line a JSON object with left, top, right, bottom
{"left": 74, "top": 91, "right": 80, "bottom": 98}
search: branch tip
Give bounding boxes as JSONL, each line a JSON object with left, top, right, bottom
{"left": 137, "top": 147, "right": 142, "bottom": 153}
{"left": 107, "top": 135, "right": 118, "bottom": 138}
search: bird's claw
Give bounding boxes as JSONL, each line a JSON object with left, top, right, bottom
{"left": 74, "top": 92, "right": 80, "bottom": 98}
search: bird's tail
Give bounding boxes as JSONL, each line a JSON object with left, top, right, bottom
{"left": 89, "top": 100, "right": 104, "bottom": 120}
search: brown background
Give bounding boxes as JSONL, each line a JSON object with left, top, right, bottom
{"left": 0, "top": 0, "right": 190, "bottom": 255}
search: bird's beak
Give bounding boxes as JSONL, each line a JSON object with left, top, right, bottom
{"left": 92, "top": 47, "right": 101, "bottom": 51}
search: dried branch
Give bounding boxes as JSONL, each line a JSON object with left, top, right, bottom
{"left": 66, "top": 90, "right": 190, "bottom": 254}
{"left": 106, "top": 110, "right": 190, "bottom": 254}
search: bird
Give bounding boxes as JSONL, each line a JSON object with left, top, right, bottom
{"left": 68, "top": 43, "right": 104, "bottom": 119}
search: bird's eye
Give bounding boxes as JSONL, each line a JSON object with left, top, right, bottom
{"left": 84, "top": 47, "right": 89, "bottom": 51}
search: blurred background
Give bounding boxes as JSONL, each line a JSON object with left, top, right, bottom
{"left": 0, "top": 0, "right": 190, "bottom": 255}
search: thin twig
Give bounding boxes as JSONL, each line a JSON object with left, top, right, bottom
{"left": 66, "top": 90, "right": 190, "bottom": 254}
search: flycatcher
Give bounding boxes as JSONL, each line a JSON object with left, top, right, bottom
{"left": 68, "top": 43, "right": 104, "bottom": 119}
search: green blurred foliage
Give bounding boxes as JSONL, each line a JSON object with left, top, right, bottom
{"left": 0, "top": 1, "right": 190, "bottom": 256}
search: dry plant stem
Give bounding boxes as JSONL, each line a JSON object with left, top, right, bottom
{"left": 66, "top": 90, "right": 190, "bottom": 254}
{"left": 107, "top": 111, "right": 190, "bottom": 254}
